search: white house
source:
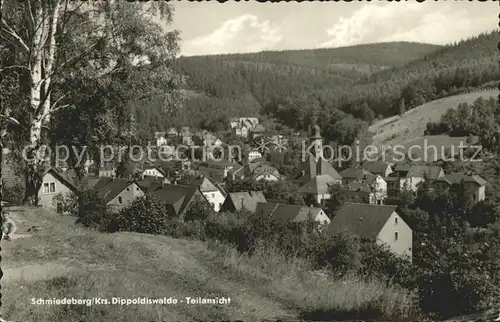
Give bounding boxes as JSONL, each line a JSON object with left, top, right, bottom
{"left": 248, "top": 149, "right": 262, "bottom": 162}
{"left": 142, "top": 165, "right": 165, "bottom": 179}
{"left": 155, "top": 132, "right": 168, "bottom": 147}
{"left": 195, "top": 176, "right": 226, "bottom": 212}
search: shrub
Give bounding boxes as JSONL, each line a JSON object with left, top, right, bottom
{"left": 72, "top": 189, "right": 111, "bottom": 232}
{"left": 52, "top": 192, "right": 78, "bottom": 214}
{"left": 115, "top": 196, "right": 169, "bottom": 234}
{"left": 2, "top": 183, "right": 25, "bottom": 206}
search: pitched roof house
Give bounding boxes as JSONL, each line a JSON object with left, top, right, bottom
{"left": 432, "top": 174, "right": 487, "bottom": 203}
{"left": 339, "top": 168, "right": 374, "bottom": 184}
{"left": 38, "top": 168, "right": 79, "bottom": 210}
{"left": 299, "top": 174, "right": 341, "bottom": 205}
{"left": 361, "top": 161, "right": 393, "bottom": 177}
{"left": 92, "top": 177, "right": 145, "bottom": 213}
{"left": 220, "top": 191, "right": 267, "bottom": 213}
{"left": 326, "top": 203, "right": 412, "bottom": 261}
{"left": 148, "top": 183, "right": 208, "bottom": 219}
{"left": 300, "top": 157, "right": 342, "bottom": 185}
{"left": 183, "top": 176, "right": 226, "bottom": 212}
{"left": 255, "top": 202, "right": 330, "bottom": 226}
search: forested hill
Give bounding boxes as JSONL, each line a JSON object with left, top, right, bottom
{"left": 133, "top": 31, "right": 498, "bottom": 143}
{"left": 134, "top": 42, "right": 440, "bottom": 132}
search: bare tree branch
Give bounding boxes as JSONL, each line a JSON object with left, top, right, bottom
{"left": 1, "top": 18, "right": 30, "bottom": 52}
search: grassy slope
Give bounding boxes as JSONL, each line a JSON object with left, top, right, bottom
{"left": 370, "top": 89, "right": 498, "bottom": 148}
{"left": 1, "top": 207, "right": 416, "bottom": 321}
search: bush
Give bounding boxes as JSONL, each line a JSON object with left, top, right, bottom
{"left": 72, "top": 189, "right": 112, "bottom": 232}
{"left": 2, "top": 183, "right": 25, "bottom": 205}
{"left": 52, "top": 192, "right": 78, "bottom": 214}
{"left": 115, "top": 196, "right": 170, "bottom": 234}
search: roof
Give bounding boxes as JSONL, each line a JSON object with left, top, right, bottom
{"left": 326, "top": 203, "right": 401, "bottom": 239}
{"left": 44, "top": 168, "right": 79, "bottom": 192}
{"left": 347, "top": 181, "right": 371, "bottom": 193}
{"left": 143, "top": 165, "right": 166, "bottom": 176}
{"left": 136, "top": 178, "right": 164, "bottom": 193}
{"left": 255, "top": 202, "right": 324, "bottom": 223}
{"left": 148, "top": 184, "right": 200, "bottom": 216}
{"left": 393, "top": 163, "right": 412, "bottom": 172}
{"left": 93, "top": 178, "right": 138, "bottom": 204}
{"left": 189, "top": 176, "right": 221, "bottom": 193}
{"left": 406, "top": 165, "right": 443, "bottom": 180}
{"left": 316, "top": 159, "right": 342, "bottom": 180}
{"left": 339, "top": 168, "right": 373, "bottom": 180}
{"left": 226, "top": 191, "right": 267, "bottom": 213}
{"left": 251, "top": 124, "right": 266, "bottom": 133}
{"left": 299, "top": 175, "right": 339, "bottom": 194}
{"left": 302, "top": 157, "right": 342, "bottom": 183}
{"left": 434, "top": 174, "right": 487, "bottom": 186}
{"left": 361, "top": 161, "right": 391, "bottom": 175}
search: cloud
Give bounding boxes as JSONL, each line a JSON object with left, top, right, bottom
{"left": 182, "top": 14, "right": 282, "bottom": 56}
{"left": 317, "top": 3, "right": 493, "bottom": 48}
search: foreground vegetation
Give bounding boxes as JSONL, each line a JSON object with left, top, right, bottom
{"left": 2, "top": 207, "right": 415, "bottom": 321}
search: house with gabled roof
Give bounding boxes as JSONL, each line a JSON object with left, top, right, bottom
{"left": 326, "top": 203, "right": 412, "bottom": 261}
{"left": 91, "top": 177, "right": 145, "bottom": 213}
{"left": 155, "top": 132, "right": 168, "bottom": 147}
{"left": 387, "top": 165, "right": 445, "bottom": 197}
{"left": 299, "top": 174, "right": 340, "bottom": 205}
{"left": 299, "top": 157, "right": 342, "bottom": 185}
{"left": 361, "top": 161, "right": 393, "bottom": 177}
{"left": 431, "top": 174, "right": 487, "bottom": 203}
{"left": 148, "top": 183, "right": 209, "bottom": 219}
{"left": 255, "top": 202, "right": 330, "bottom": 226}
{"left": 167, "top": 127, "right": 178, "bottom": 138}
{"left": 38, "top": 168, "right": 79, "bottom": 210}
{"left": 182, "top": 175, "right": 226, "bottom": 212}
{"left": 142, "top": 164, "right": 167, "bottom": 180}
{"left": 220, "top": 191, "right": 267, "bottom": 213}
{"left": 339, "top": 167, "right": 374, "bottom": 185}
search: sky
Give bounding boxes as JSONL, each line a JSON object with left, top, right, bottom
{"left": 171, "top": 1, "right": 498, "bottom": 57}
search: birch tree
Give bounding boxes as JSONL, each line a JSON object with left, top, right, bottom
{"left": 1, "top": 0, "right": 185, "bottom": 204}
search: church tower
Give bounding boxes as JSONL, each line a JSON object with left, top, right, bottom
{"left": 310, "top": 125, "right": 323, "bottom": 160}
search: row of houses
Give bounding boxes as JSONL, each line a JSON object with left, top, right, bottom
{"left": 296, "top": 126, "right": 487, "bottom": 206}
{"left": 219, "top": 189, "right": 412, "bottom": 262}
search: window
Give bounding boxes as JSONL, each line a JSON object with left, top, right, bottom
{"left": 43, "top": 182, "right": 55, "bottom": 194}
{"left": 118, "top": 196, "right": 123, "bottom": 204}
{"left": 127, "top": 188, "right": 130, "bottom": 191}
{"left": 394, "top": 231, "right": 399, "bottom": 241}
{"left": 395, "top": 217, "right": 398, "bottom": 224}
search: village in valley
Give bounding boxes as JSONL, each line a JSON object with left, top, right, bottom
{"left": 34, "top": 114, "right": 488, "bottom": 263}
{"left": 1, "top": 1, "right": 499, "bottom": 321}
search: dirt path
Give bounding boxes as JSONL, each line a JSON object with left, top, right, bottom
{"left": 2, "top": 262, "right": 76, "bottom": 283}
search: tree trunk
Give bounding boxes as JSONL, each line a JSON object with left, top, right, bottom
{"left": 23, "top": 0, "right": 61, "bottom": 205}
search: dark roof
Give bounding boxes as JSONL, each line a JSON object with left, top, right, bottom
{"left": 136, "top": 179, "right": 164, "bottom": 193}
{"left": 255, "top": 202, "right": 324, "bottom": 223}
{"left": 44, "top": 168, "right": 79, "bottom": 192}
{"left": 93, "top": 178, "right": 138, "bottom": 204}
{"left": 339, "top": 168, "right": 373, "bottom": 180}
{"left": 299, "top": 175, "right": 339, "bottom": 194}
{"left": 301, "top": 157, "right": 342, "bottom": 183}
{"left": 393, "top": 163, "right": 412, "bottom": 172}
{"left": 326, "top": 203, "right": 401, "bottom": 239}
{"left": 434, "top": 174, "right": 487, "bottom": 186}
{"left": 406, "top": 165, "right": 443, "bottom": 180}
{"left": 225, "top": 191, "right": 267, "bottom": 213}
{"left": 148, "top": 184, "right": 201, "bottom": 216}
{"left": 361, "top": 162, "right": 391, "bottom": 175}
